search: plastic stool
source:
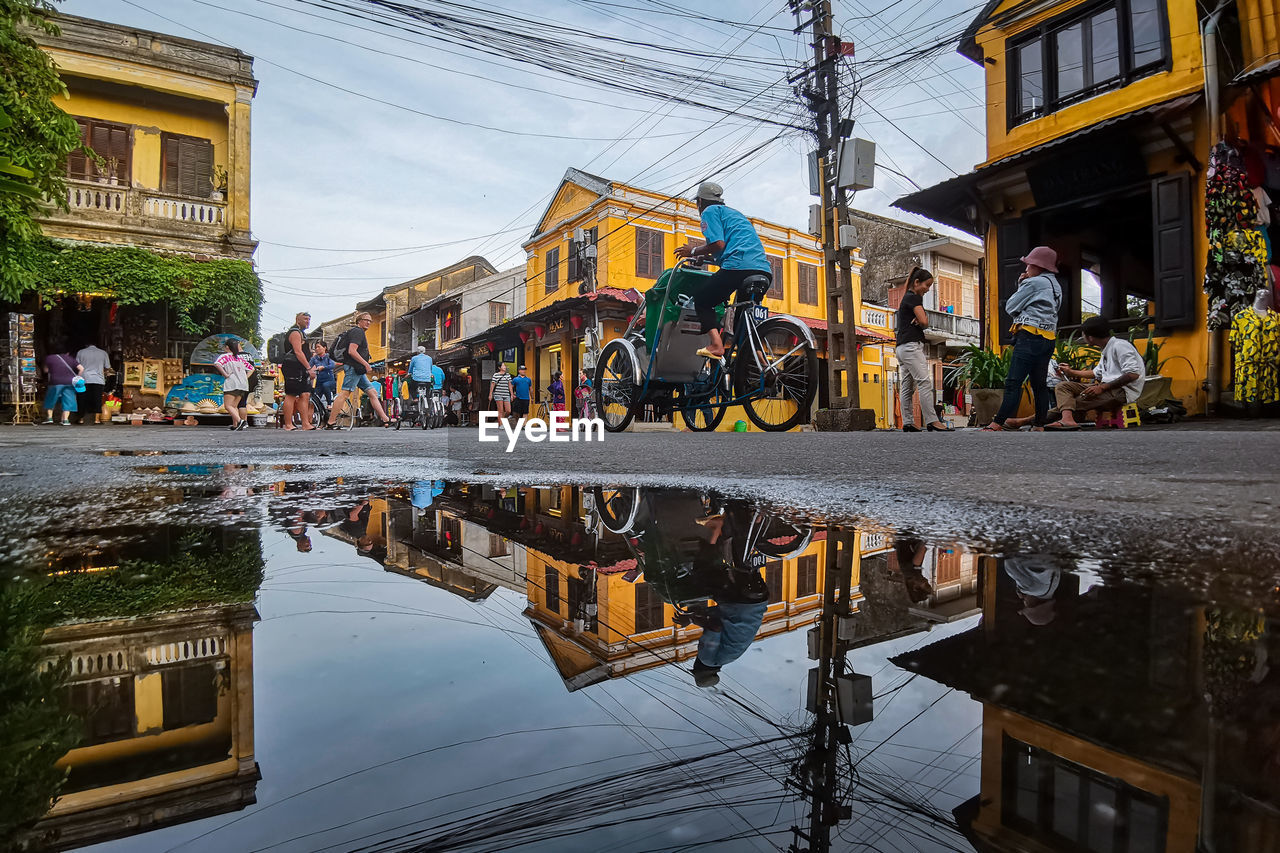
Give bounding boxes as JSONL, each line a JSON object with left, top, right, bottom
{"left": 1121, "top": 403, "right": 1142, "bottom": 427}
{"left": 1095, "top": 408, "right": 1122, "bottom": 428}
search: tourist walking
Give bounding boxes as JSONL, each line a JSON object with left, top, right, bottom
{"left": 281, "top": 312, "right": 317, "bottom": 431}
{"left": 510, "top": 364, "right": 532, "bottom": 419}
{"left": 74, "top": 339, "right": 111, "bottom": 424}
{"left": 984, "top": 246, "right": 1062, "bottom": 432}
{"left": 326, "top": 312, "right": 390, "bottom": 428}
{"left": 41, "top": 344, "right": 83, "bottom": 426}
{"left": 489, "top": 362, "right": 512, "bottom": 421}
{"left": 215, "top": 338, "right": 252, "bottom": 431}
{"left": 895, "top": 267, "right": 951, "bottom": 432}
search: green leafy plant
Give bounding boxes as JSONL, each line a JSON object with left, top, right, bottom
{"left": 25, "top": 237, "right": 262, "bottom": 336}
{"left": 947, "top": 344, "right": 1011, "bottom": 389}
{"left": 0, "top": 0, "right": 86, "bottom": 301}
{"left": 0, "top": 583, "right": 82, "bottom": 844}
{"left": 1054, "top": 331, "right": 1100, "bottom": 371}
{"left": 1129, "top": 327, "right": 1164, "bottom": 376}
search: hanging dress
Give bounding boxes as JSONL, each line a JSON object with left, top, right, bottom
{"left": 1230, "top": 308, "right": 1280, "bottom": 403}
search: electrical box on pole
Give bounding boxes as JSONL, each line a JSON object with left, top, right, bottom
{"left": 836, "top": 138, "right": 876, "bottom": 191}
{"left": 808, "top": 204, "right": 823, "bottom": 236}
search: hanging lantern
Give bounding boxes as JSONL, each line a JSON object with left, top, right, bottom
{"left": 519, "top": 331, "right": 530, "bottom": 344}
{"left": 569, "top": 314, "right": 584, "bottom": 330}
{"left": 486, "top": 341, "right": 496, "bottom": 353}
{"left": 534, "top": 325, "right": 546, "bottom": 339}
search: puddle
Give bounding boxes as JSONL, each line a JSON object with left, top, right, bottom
{"left": 95, "top": 450, "right": 187, "bottom": 457}
{"left": 131, "top": 464, "right": 304, "bottom": 475}
{"left": 2, "top": 482, "right": 1277, "bottom": 852}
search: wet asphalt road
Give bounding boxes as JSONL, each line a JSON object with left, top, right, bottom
{"left": 3, "top": 420, "right": 1279, "bottom": 577}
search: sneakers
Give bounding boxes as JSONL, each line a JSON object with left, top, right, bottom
{"left": 41, "top": 419, "right": 53, "bottom": 425}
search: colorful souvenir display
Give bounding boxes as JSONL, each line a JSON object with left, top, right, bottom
{"left": 1205, "top": 143, "right": 1270, "bottom": 328}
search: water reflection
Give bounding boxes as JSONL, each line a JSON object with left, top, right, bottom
{"left": 895, "top": 553, "right": 1280, "bottom": 853}
{"left": 9, "top": 526, "right": 261, "bottom": 852}
{"left": 9, "top": 476, "right": 1276, "bottom": 852}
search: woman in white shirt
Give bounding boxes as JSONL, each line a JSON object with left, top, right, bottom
{"left": 214, "top": 339, "right": 252, "bottom": 431}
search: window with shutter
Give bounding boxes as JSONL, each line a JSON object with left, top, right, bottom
{"left": 545, "top": 247, "right": 561, "bottom": 293}
{"left": 635, "top": 226, "right": 663, "bottom": 279}
{"left": 767, "top": 256, "right": 784, "bottom": 299}
{"left": 67, "top": 118, "right": 131, "bottom": 183}
{"left": 160, "top": 133, "right": 215, "bottom": 197}
{"left": 797, "top": 263, "right": 818, "bottom": 305}
{"left": 488, "top": 302, "right": 509, "bottom": 326}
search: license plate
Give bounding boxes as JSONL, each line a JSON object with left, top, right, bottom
{"left": 748, "top": 552, "right": 767, "bottom": 570}
{"left": 751, "top": 305, "right": 769, "bottom": 323}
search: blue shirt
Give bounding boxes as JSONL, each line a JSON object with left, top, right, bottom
{"left": 700, "top": 204, "right": 768, "bottom": 272}
{"left": 408, "top": 353, "right": 434, "bottom": 381}
{"left": 309, "top": 354, "right": 336, "bottom": 387}
{"left": 511, "top": 374, "right": 532, "bottom": 401}
{"left": 431, "top": 364, "right": 445, "bottom": 388}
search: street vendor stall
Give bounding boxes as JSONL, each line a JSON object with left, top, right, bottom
{"left": 160, "top": 333, "right": 271, "bottom": 425}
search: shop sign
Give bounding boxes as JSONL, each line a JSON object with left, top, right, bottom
{"left": 1027, "top": 141, "right": 1146, "bottom": 208}
{"left": 545, "top": 317, "right": 566, "bottom": 335}
{"left": 472, "top": 344, "right": 489, "bottom": 358}
{"left": 501, "top": 347, "right": 518, "bottom": 363}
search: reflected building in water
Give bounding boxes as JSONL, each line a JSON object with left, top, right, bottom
{"left": 20, "top": 527, "right": 262, "bottom": 852}
{"left": 895, "top": 555, "right": 1280, "bottom": 853}
{"left": 318, "top": 483, "right": 972, "bottom": 693}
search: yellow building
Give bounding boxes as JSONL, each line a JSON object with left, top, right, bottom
{"left": 36, "top": 14, "right": 255, "bottom": 259}
{"left": 11, "top": 13, "right": 260, "bottom": 411}
{"left": 896, "top": 0, "right": 1280, "bottom": 415}
{"left": 464, "top": 168, "right": 891, "bottom": 428}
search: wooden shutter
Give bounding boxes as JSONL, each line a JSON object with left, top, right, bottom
{"left": 798, "top": 263, "right": 818, "bottom": 305}
{"left": 996, "top": 219, "right": 1030, "bottom": 344}
{"left": 767, "top": 256, "right": 783, "bottom": 299}
{"left": 635, "top": 227, "right": 662, "bottom": 278}
{"left": 161, "top": 134, "right": 214, "bottom": 197}
{"left": 68, "top": 118, "right": 130, "bottom": 182}
{"left": 545, "top": 247, "right": 560, "bottom": 293}
{"left": 1152, "top": 173, "right": 1194, "bottom": 329}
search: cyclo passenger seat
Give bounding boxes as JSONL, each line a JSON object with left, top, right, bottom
{"left": 735, "top": 274, "right": 772, "bottom": 304}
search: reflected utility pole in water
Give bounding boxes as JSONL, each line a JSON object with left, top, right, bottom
{"left": 789, "top": 527, "right": 871, "bottom": 853}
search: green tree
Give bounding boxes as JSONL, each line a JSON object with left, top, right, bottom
{"left": 0, "top": 0, "right": 83, "bottom": 301}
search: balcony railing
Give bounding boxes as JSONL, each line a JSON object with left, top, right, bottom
{"left": 60, "top": 179, "right": 228, "bottom": 231}
{"left": 922, "top": 309, "right": 980, "bottom": 347}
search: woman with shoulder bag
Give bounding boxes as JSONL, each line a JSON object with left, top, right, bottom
{"left": 41, "top": 344, "right": 84, "bottom": 426}
{"left": 984, "top": 246, "right": 1063, "bottom": 432}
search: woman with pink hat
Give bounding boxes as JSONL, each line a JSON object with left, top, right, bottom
{"left": 984, "top": 245, "right": 1063, "bottom": 432}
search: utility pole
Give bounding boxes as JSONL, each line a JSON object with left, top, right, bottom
{"left": 788, "top": 527, "right": 866, "bottom": 853}
{"left": 790, "top": 0, "right": 876, "bottom": 431}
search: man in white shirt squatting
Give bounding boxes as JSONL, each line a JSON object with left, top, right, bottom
{"left": 1045, "top": 315, "right": 1146, "bottom": 431}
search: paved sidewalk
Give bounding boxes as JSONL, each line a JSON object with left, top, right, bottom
{"left": 2, "top": 421, "right": 1278, "bottom": 572}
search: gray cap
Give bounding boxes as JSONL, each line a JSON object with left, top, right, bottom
{"left": 695, "top": 181, "right": 723, "bottom": 202}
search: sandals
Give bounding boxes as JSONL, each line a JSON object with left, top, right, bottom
{"left": 1044, "top": 422, "right": 1080, "bottom": 431}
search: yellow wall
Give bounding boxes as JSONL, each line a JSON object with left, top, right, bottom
{"left": 973, "top": 0, "right": 1205, "bottom": 165}
{"left": 57, "top": 90, "right": 229, "bottom": 193}
{"left": 525, "top": 182, "right": 831, "bottom": 329}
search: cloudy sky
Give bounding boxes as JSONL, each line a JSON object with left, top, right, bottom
{"left": 61, "top": 0, "right": 986, "bottom": 331}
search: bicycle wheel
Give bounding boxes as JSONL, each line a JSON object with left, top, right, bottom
{"left": 594, "top": 340, "right": 637, "bottom": 433}
{"left": 679, "top": 368, "right": 729, "bottom": 432}
{"left": 734, "top": 318, "right": 818, "bottom": 432}
{"left": 337, "top": 396, "right": 358, "bottom": 430}
{"left": 418, "top": 400, "right": 430, "bottom": 430}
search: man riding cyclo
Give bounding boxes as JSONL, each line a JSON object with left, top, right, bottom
{"left": 672, "top": 181, "right": 773, "bottom": 361}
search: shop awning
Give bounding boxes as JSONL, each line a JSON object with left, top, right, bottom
{"left": 895, "top": 92, "right": 1202, "bottom": 230}
{"left": 1233, "top": 57, "right": 1280, "bottom": 85}
{"left": 797, "top": 316, "right": 892, "bottom": 342}
{"left": 460, "top": 288, "right": 642, "bottom": 351}
{"left": 432, "top": 343, "right": 472, "bottom": 365}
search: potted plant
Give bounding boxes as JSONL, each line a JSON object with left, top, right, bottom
{"left": 209, "top": 165, "right": 228, "bottom": 201}
{"left": 947, "top": 344, "right": 1010, "bottom": 425}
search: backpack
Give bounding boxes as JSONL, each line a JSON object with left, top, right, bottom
{"left": 266, "top": 330, "right": 289, "bottom": 364}
{"left": 330, "top": 329, "right": 351, "bottom": 364}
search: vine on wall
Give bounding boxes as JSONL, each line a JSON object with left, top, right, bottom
{"left": 23, "top": 238, "right": 263, "bottom": 335}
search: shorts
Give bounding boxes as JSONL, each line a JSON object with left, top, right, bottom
{"left": 223, "top": 389, "right": 247, "bottom": 407}
{"left": 512, "top": 398, "right": 529, "bottom": 416}
{"left": 341, "top": 370, "right": 376, "bottom": 393}
{"left": 282, "top": 362, "right": 312, "bottom": 396}
{"left": 76, "top": 383, "right": 105, "bottom": 415}
{"left": 409, "top": 378, "right": 433, "bottom": 397}
{"left": 694, "top": 268, "right": 771, "bottom": 334}
{"left": 44, "top": 384, "right": 77, "bottom": 412}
